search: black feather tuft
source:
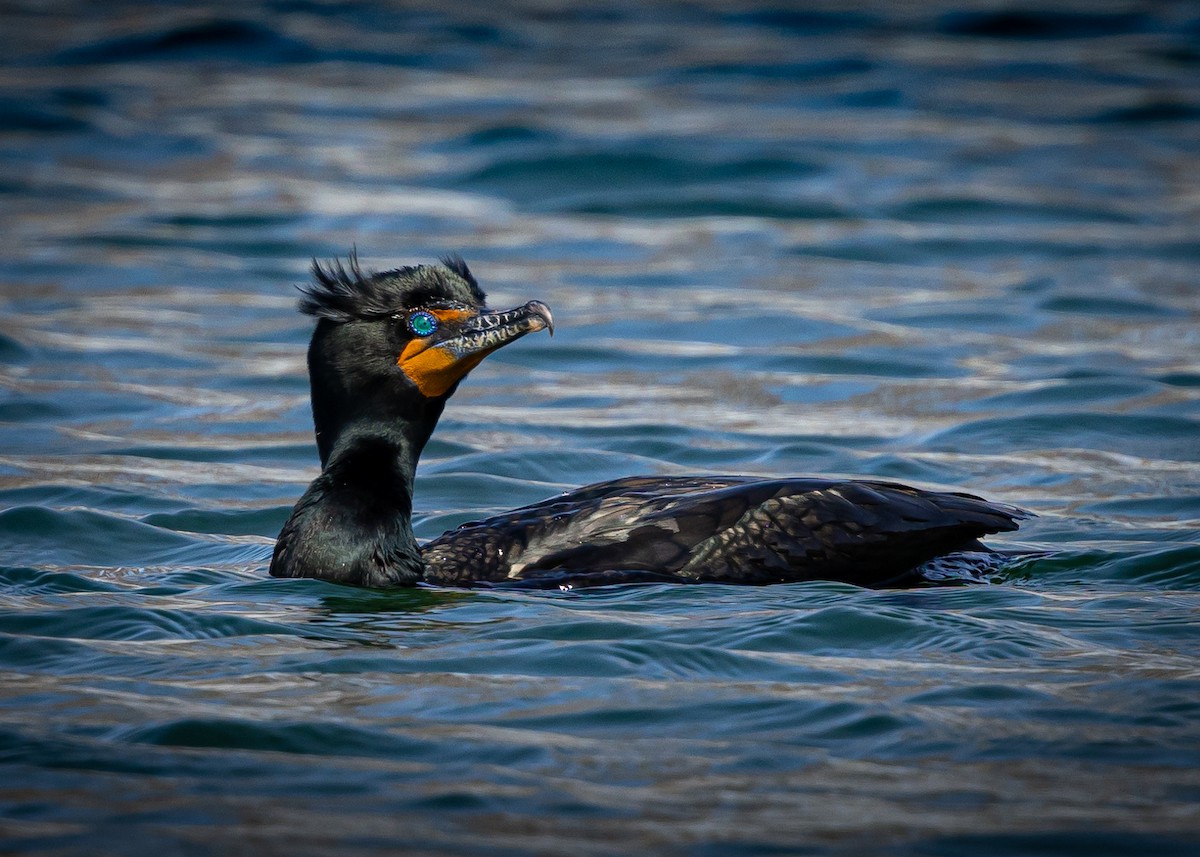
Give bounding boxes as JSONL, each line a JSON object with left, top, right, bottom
{"left": 300, "top": 250, "right": 402, "bottom": 322}
{"left": 441, "top": 254, "right": 478, "bottom": 292}
{"left": 299, "top": 250, "right": 485, "bottom": 322}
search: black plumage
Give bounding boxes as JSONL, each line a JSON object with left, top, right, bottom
{"left": 271, "top": 255, "right": 1026, "bottom": 589}
{"left": 422, "top": 476, "right": 1022, "bottom": 588}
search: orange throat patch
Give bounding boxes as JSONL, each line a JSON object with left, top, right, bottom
{"left": 398, "top": 340, "right": 489, "bottom": 398}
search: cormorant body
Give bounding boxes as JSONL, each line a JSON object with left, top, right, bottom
{"left": 270, "top": 255, "right": 1025, "bottom": 589}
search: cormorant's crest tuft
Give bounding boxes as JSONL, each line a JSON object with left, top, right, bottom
{"left": 440, "top": 254, "right": 478, "bottom": 290}
{"left": 299, "top": 250, "right": 486, "bottom": 322}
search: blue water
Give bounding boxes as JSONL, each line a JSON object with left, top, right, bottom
{"left": 2, "top": 2, "right": 1199, "bottom": 854}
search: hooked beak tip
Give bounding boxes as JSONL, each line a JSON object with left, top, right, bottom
{"left": 527, "top": 300, "right": 554, "bottom": 336}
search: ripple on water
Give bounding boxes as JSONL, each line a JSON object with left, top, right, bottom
{"left": 0, "top": 506, "right": 196, "bottom": 567}
{"left": 56, "top": 19, "right": 320, "bottom": 66}
{"left": 0, "top": 604, "right": 296, "bottom": 642}
{"left": 925, "top": 413, "right": 1200, "bottom": 462}
{"left": 1017, "top": 546, "right": 1200, "bottom": 588}
{"left": 711, "top": 597, "right": 1065, "bottom": 661}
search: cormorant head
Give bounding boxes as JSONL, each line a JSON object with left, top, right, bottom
{"left": 299, "top": 252, "right": 553, "bottom": 466}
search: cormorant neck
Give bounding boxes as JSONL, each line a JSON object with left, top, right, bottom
{"left": 324, "top": 427, "right": 421, "bottom": 513}
{"left": 311, "top": 377, "right": 448, "bottom": 472}
{"left": 271, "top": 417, "right": 442, "bottom": 587}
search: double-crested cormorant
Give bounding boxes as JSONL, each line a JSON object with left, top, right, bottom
{"left": 270, "top": 255, "right": 1025, "bottom": 589}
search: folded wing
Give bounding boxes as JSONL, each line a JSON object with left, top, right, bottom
{"left": 421, "top": 476, "right": 1025, "bottom": 588}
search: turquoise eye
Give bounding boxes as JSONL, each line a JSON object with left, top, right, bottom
{"left": 409, "top": 311, "right": 438, "bottom": 337}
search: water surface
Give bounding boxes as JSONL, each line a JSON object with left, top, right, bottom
{"left": 1, "top": 2, "right": 1199, "bottom": 855}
